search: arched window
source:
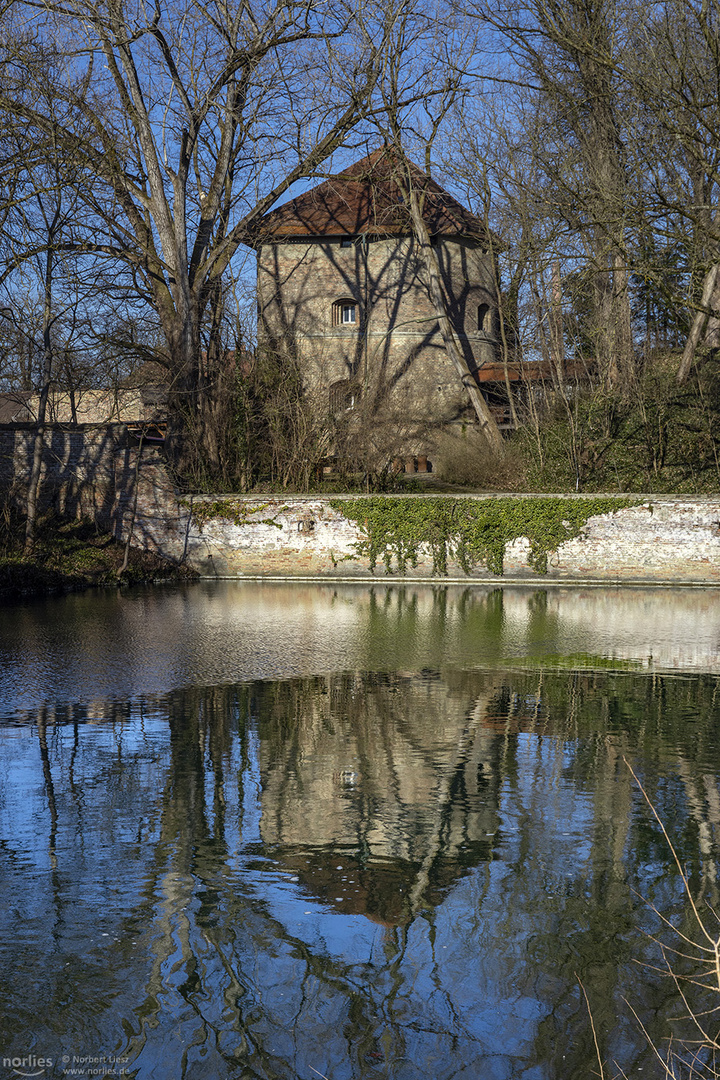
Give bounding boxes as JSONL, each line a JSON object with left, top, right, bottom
{"left": 478, "top": 303, "right": 491, "bottom": 332}
{"left": 333, "top": 299, "right": 359, "bottom": 326}
{"left": 329, "top": 379, "right": 361, "bottom": 412}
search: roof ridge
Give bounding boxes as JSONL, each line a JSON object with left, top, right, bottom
{"left": 254, "top": 149, "right": 488, "bottom": 242}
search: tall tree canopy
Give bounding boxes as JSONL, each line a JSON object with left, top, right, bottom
{"left": 0, "top": 0, "right": 420, "bottom": 468}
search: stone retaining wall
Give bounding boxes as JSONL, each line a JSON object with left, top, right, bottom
{"left": 122, "top": 488, "right": 720, "bottom": 583}
{"left": 3, "top": 423, "right": 720, "bottom": 583}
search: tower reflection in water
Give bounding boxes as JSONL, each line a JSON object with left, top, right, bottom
{"left": 2, "top": 583, "right": 720, "bottom": 1079}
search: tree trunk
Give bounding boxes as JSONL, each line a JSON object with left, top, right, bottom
{"left": 197, "top": 278, "right": 230, "bottom": 481}
{"left": 677, "top": 263, "right": 720, "bottom": 384}
{"left": 24, "top": 368, "right": 51, "bottom": 555}
{"left": 159, "top": 276, "right": 233, "bottom": 484}
{"left": 611, "top": 254, "right": 634, "bottom": 388}
{"left": 406, "top": 188, "right": 504, "bottom": 452}
{"left": 163, "top": 300, "right": 203, "bottom": 480}
{"left": 24, "top": 232, "right": 57, "bottom": 554}
{"left": 550, "top": 259, "right": 564, "bottom": 385}
{"left": 118, "top": 430, "right": 143, "bottom": 578}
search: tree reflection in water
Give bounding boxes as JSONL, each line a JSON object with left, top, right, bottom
{"left": 2, "top": 594, "right": 720, "bottom": 1077}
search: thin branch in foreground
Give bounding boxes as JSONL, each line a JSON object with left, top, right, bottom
{"left": 577, "top": 975, "right": 606, "bottom": 1080}
{"left": 624, "top": 757, "right": 715, "bottom": 949}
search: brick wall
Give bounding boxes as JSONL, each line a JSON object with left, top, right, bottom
{"left": 0, "top": 424, "right": 124, "bottom": 521}
{"left": 0, "top": 424, "right": 176, "bottom": 538}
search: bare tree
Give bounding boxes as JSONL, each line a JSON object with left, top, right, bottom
{"left": 363, "top": 7, "right": 505, "bottom": 450}
{"left": 0, "top": 0, "right": 417, "bottom": 477}
{"left": 0, "top": 70, "right": 139, "bottom": 545}
{"left": 0, "top": 97, "right": 94, "bottom": 549}
{"left": 479, "top": 0, "right": 720, "bottom": 391}
{"left": 472, "top": 0, "right": 636, "bottom": 389}
{"left": 625, "top": 0, "right": 720, "bottom": 383}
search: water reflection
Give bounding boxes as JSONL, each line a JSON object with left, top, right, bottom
{"left": 3, "top": 584, "right": 720, "bottom": 720}
{"left": 1, "top": 585, "right": 720, "bottom": 1078}
{"left": 256, "top": 672, "right": 503, "bottom": 926}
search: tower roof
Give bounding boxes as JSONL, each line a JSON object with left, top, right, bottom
{"left": 254, "top": 147, "right": 489, "bottom": 242}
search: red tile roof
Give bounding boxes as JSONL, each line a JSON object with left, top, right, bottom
{"left": 255, "top": 147, "right": 489, "bottom": 242}
{"left": 474, "top": 359, "right": 593, "bottom": 383}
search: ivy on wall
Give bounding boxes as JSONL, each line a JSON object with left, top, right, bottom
{"left": 331, "top": 496, "right": 639, "bottom": 575}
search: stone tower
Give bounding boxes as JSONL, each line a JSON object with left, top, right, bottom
{"left": 254, "top": 148, "right": 499, "bottom": 464}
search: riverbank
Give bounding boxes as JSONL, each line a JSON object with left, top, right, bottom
{"left": 0, "top": 517, "right": 197, "bottom": 603}
{"left": 3, "top": 425, "right": 720, "bottom": 586}
{"left": 5, "top": 493, "right": 720, "bottom": 596}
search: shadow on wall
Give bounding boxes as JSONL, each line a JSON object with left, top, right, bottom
{"left": 0, "top": 423, "right": 180, "bottom": 550}
{"left": 111, "top": 433, "right": 185, "bottom": 558}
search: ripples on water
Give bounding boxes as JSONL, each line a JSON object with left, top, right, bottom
{"left": 1, "top": 582, "right": 720, "bottom": 1079}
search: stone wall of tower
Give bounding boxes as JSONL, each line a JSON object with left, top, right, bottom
{"left": 256, "top": 232, "right": 498, "bottom": 439}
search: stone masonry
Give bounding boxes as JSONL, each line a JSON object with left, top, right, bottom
{"left": 254, "top": 149, "right": 499, "bottom": 462}
{"left": 120, "top": 486, "right": 720, "bottom": 584}
{"left": 257, "top": 234, "right": 496, "bottom": 432}
{"left": 3, "top": 422, "right": 720, "bottom": 583}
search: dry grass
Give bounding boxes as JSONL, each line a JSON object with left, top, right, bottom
{"left": 434, "top": 428, "right": 528, "bottom": 490}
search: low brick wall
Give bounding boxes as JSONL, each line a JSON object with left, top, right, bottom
{"left": 120, "top": 488, "right": 720, "bottom": 583}
{"left": 3, "top": 423, "right": 719, "bottom": 583}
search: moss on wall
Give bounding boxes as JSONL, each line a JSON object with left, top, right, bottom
{"left": 181, "top": 498, "right": 287, "bottom": 530}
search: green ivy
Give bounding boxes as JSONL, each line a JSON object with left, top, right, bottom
{"left": 331, "top": 496, "right": 639, "bottom": 575}
{"left": 181, "top": 498, "right": 286, "bottom": 530}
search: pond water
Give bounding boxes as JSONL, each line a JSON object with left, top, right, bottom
{"left": 2, "top": 582, "right": 720, "bottom": 1080}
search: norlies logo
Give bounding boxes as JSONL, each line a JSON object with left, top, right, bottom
{"left": 2, "top": 1057, "right": 52, "bottom": 1077}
